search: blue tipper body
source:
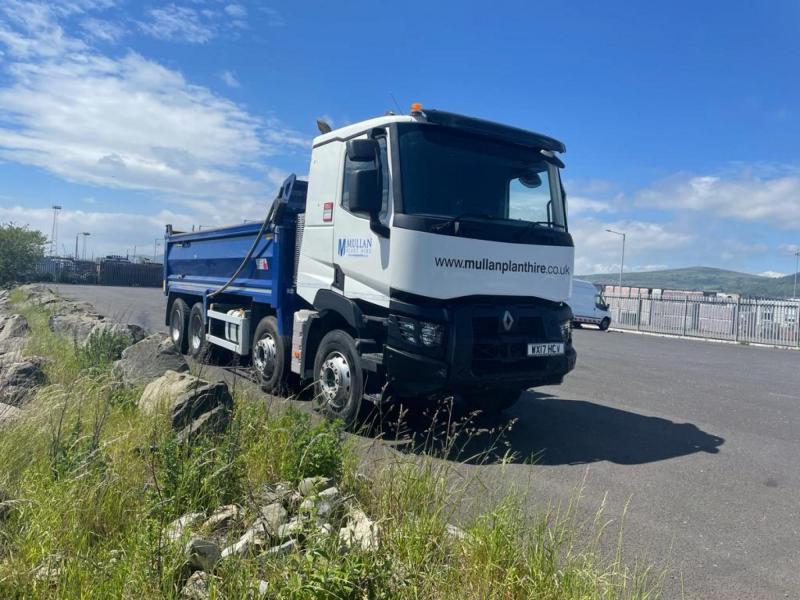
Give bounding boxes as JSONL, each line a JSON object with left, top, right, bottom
{"left": 163, "top": 220, "right": 301, "bottom": 336}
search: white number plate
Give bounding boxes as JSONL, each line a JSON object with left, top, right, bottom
{"left": 527, "top": 342, "right": 565, "bottom": 357}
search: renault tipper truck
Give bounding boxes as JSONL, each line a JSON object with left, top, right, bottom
{"left": 163, "top": 105, "right": 576, "bottom": 426}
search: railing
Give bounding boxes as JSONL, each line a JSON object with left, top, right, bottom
{"left": 604, "top": 295, "right": 800, "bottom": 348}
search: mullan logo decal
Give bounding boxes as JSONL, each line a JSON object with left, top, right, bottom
{"left": 337, "top": 238, "right": 373, "bottom": 257}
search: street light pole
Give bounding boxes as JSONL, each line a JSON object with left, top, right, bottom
{"left": 81, "top": 232, "right": 90, "bottom": 260}
{"left": 793, "top": 250, "right": 799, "bottom": 299}
{"left": 606, "top": 229, "right": 626, "bottom": 292}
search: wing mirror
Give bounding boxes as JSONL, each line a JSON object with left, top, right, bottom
{"left": 346, "top": 139, "right": 379, "bottom": 162}
{"left": 348, "top": 168, "right": 381, "bottom": 215}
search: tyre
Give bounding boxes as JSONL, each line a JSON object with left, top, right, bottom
{"left": 169, "top": 298, "right": 190, "bottom": 353}
{"left": 572, "top": 322, "right": 582, "bottom": 329}
{"left": 188, "top": 303, "right": 209, "bottom": 359}
{"left": 313, "top": 329, "right": 363, "bottom": 428}
{"left": 252, "top": 316, "right": 289, "bottom": 394}
{"left": 599, "top": 317, "right": 611, "bottom": 331}
{"left": 462, "top": 388, "right": 523, "bottom": 416}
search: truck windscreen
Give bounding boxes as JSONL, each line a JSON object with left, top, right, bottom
{"left": 397, "top": 125, "right": 566, "bottom": 230}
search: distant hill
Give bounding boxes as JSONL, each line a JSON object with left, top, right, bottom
{"left": 580, "top": 266, "right": 798, "bottom": 298}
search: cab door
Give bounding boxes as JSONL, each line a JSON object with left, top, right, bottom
{"left": 333, "top": 129, "right": 392, "bottom": 307}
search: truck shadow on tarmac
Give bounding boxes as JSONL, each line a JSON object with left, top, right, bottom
{"left": 361, "top": 391, "right": 725, "bottom": 467}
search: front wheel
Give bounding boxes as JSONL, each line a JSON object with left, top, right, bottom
{"left": 252, "top": 316, "right": 288, "bottom": 394}
{"left": 599, "top": 317, "right": 611, "bottom": 331}
{"left": 313, "top": 330, "right": 363, "bottom": 428}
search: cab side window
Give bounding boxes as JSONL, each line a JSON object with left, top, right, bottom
{"left": 341, "top": 132, "right": 391, "bottom": 225}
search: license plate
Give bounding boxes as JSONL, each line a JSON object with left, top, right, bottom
{"left": 527, "top": 342, "right": 565, "bottom": 357}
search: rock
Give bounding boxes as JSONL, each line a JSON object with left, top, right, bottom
{"left": 32, "top": 553, "right": 64, "bottom": 586}
{"left": 298, "top": 498, "right": 315, "bottom": 513}
{"left": 265, "top": 539, "right": 297, "bottom": 557}
{"left": 339, "top": 509, "right": 379, "bottom": 552}
{"left": 0, "top": 336, "right": 25, "bottom": 360}
{"left": 298, "top": 476, "right": 332, "bottom": 497}
{"left": 139, "top": 371, "right": 207, "bottom": 415}
{"left": 444, "top": 523, "right": 468, "bottom": 541}
{"left": 0, "top": 402, "right": 22, "bottom": 426}
{"left": 113, "top": 334, "right": 188, "bottom": 387}
{"left": 248, "top": 580, "right": 270, "bottom": 599}
{"left": 48, "top": 313, "right": 101, "bottom": 344}
{"left": 0, "top": 357, "right": 47, "bottom": 407}
{"left": 221, "top": 527, "right": 268, "bottom": 558}
{"left": 256, "top": 502, "right": 288, "bottom": 535}
{"left": 203, "top": 504, "right": 242, "bottom": 532}
{"left": 185, "top": 538, "right": 221, "bottom": 572}
{"left": 165, "top": 512, "right": 205, "bottom": 542}
{"left": 171, "top": 382, "right": 233, "bottom": 431}
{"left": 48, "top": 313, "right": 145, "bottom": 349}
{"left": 175, "top": 405, "right": 232, "bottom": 444}
{"left": 0, "top": 314, "right": 29, "bottom": 340}
{"left": 257, "top": 482, "right": 293, "bottom": 506}
{"left": 181, "top": 570, "right": 210, "bottom": 600}
{"left": 88, "top": 321, "right": 146, "bottom": 348}
{"left": 275, "top": 518, "right": 304, "bottom": 541}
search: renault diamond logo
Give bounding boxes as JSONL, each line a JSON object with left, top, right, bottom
{"left": 502, "top": 310, "right": 514, "bottom": 331}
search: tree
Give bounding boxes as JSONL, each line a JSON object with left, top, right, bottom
{"left": 0, "top": 222, "right": 48, "bottom": 285}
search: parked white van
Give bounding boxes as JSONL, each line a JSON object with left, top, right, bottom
{"left": 569, "top": 279, "right": 611, "bottom": 330}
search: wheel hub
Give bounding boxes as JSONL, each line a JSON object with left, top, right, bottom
{"left": 190, "top": 314, "right": 203, "bottom": 350}
{"left": 319, "top": 351, "right": 351, "bottom": 410}
{"left": 253, "top": 334, "right": 278, "bottom": 377}
{"left": 170, "top": 311, "right": 181, "bottom": 342}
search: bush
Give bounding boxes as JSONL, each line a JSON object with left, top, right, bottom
{"left": 0, "top": 222, "right": 47, "bottom": 285}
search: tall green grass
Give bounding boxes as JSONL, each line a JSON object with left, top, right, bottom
{"left": 0, "top": 289, "right": 664, "bottom": 599}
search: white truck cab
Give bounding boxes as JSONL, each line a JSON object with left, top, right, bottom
{"left": 569, "top": 279, "right": 611, "bottom": 330}
{"left": 166, "top": 104, "right": 578, "bottom": 425}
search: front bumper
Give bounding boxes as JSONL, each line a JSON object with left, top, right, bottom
{"left": 384, "top": 300, "right": 577, "bottom": 397}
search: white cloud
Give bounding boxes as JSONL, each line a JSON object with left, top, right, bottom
{"left": 760, "top": 271, "right": 786, "bottom": 279}
{"left": 224, "top": 4, "right": 247, "bottom": 19}
{"left": 138, "top": 4, "right": 215, "bottom": 43}
{"left": 220, "top": 70, "right": 240, "bottom": 88}
{"left": 0, "top": 3, "right": 309, "bottom": 223}
{"left": 571, "top": 217, "right": 692, "bottom": 275}
{"left": 635, "top": 170, "right": 800, "bottom": 229}
{"left": 0, "top": 203, "right": 192, "bottom": 258}
{"left": 567, "top": 195, "right": 612, "bottom": 216}
{"left": 80, "top": 17, "right": 125, "bottom": 42}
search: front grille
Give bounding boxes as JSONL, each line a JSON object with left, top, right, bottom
{"left": 470, "top": 313, "right": 549, "bottom": 376}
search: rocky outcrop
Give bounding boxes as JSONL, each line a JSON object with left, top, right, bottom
{"left": 0, "top": 357, "right": 47, "bottom": 407}
{"left": 139, "top": 371, "right": 206, "bottom": 415}
{"left": 0, "top": 402, "right": 22, "bottom": 426}
{"left": 113, "top": 333, "right": 188, "bottom": 387}
{"left": 0, "top": 314, "right": 29, "bottom": 340}
{"left": 139, "top": 371, "right": 234, "bottom": 443}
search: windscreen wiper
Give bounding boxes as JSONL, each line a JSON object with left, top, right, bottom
{"left": 513, "top": 220, "right": 566, "bottom": 242}
{"left": 431, "top": 213, "right": 499, "bottom": 233}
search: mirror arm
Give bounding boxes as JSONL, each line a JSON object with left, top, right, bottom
{"left": 369, "top": 217, "right": 390, "bottom": 238}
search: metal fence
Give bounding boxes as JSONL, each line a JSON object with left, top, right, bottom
{"left": 34, "top": 257, "right": 162, "bottom": 287}
{"left": 605, "top": 295, "right": 800, "bottom": 348}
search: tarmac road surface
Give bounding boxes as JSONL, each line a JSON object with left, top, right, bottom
{"left": 53, "top": 284, "right": 800, "bottom": 599}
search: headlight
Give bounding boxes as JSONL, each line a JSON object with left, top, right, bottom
{"left": 561, "top": 320, "right": 572, "bottom": 342}
{"left": 420, "top": 322, "right": 443, "bottom": 347}
{"left": 395, "top": 316, "right": 444, "bottom": 347}
{"left": 398, "top": 317, "right": 417, "bottom": 344}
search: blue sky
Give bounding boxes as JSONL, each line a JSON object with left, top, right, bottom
{"left": 0, "top": 0, "right": 798, "bottom": 275}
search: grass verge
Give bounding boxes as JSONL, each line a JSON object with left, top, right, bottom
{"left": 0, "top": 288, "right": 664, "bottom": 599}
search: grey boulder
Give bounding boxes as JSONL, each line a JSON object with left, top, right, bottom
{"left": 113, "top": 333, "right": 188, "bottom": 387}
{"left": 0, "top": 356, "right": 47, "bottom": 407}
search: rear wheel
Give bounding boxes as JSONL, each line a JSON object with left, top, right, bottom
{"left": 252, "top": 316, "right": 288, "bottom": 394}
{"left": 188, "top": 303, "right": 209, "bottom": 359}
{"left": 313, "top": 330, "right": 363, "bottom": 428}
{"left": 599, "top": 317, "right": 611, "bottom": 331}
{"left": 170, "top": 298, "right": 190, "bottom": 353}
